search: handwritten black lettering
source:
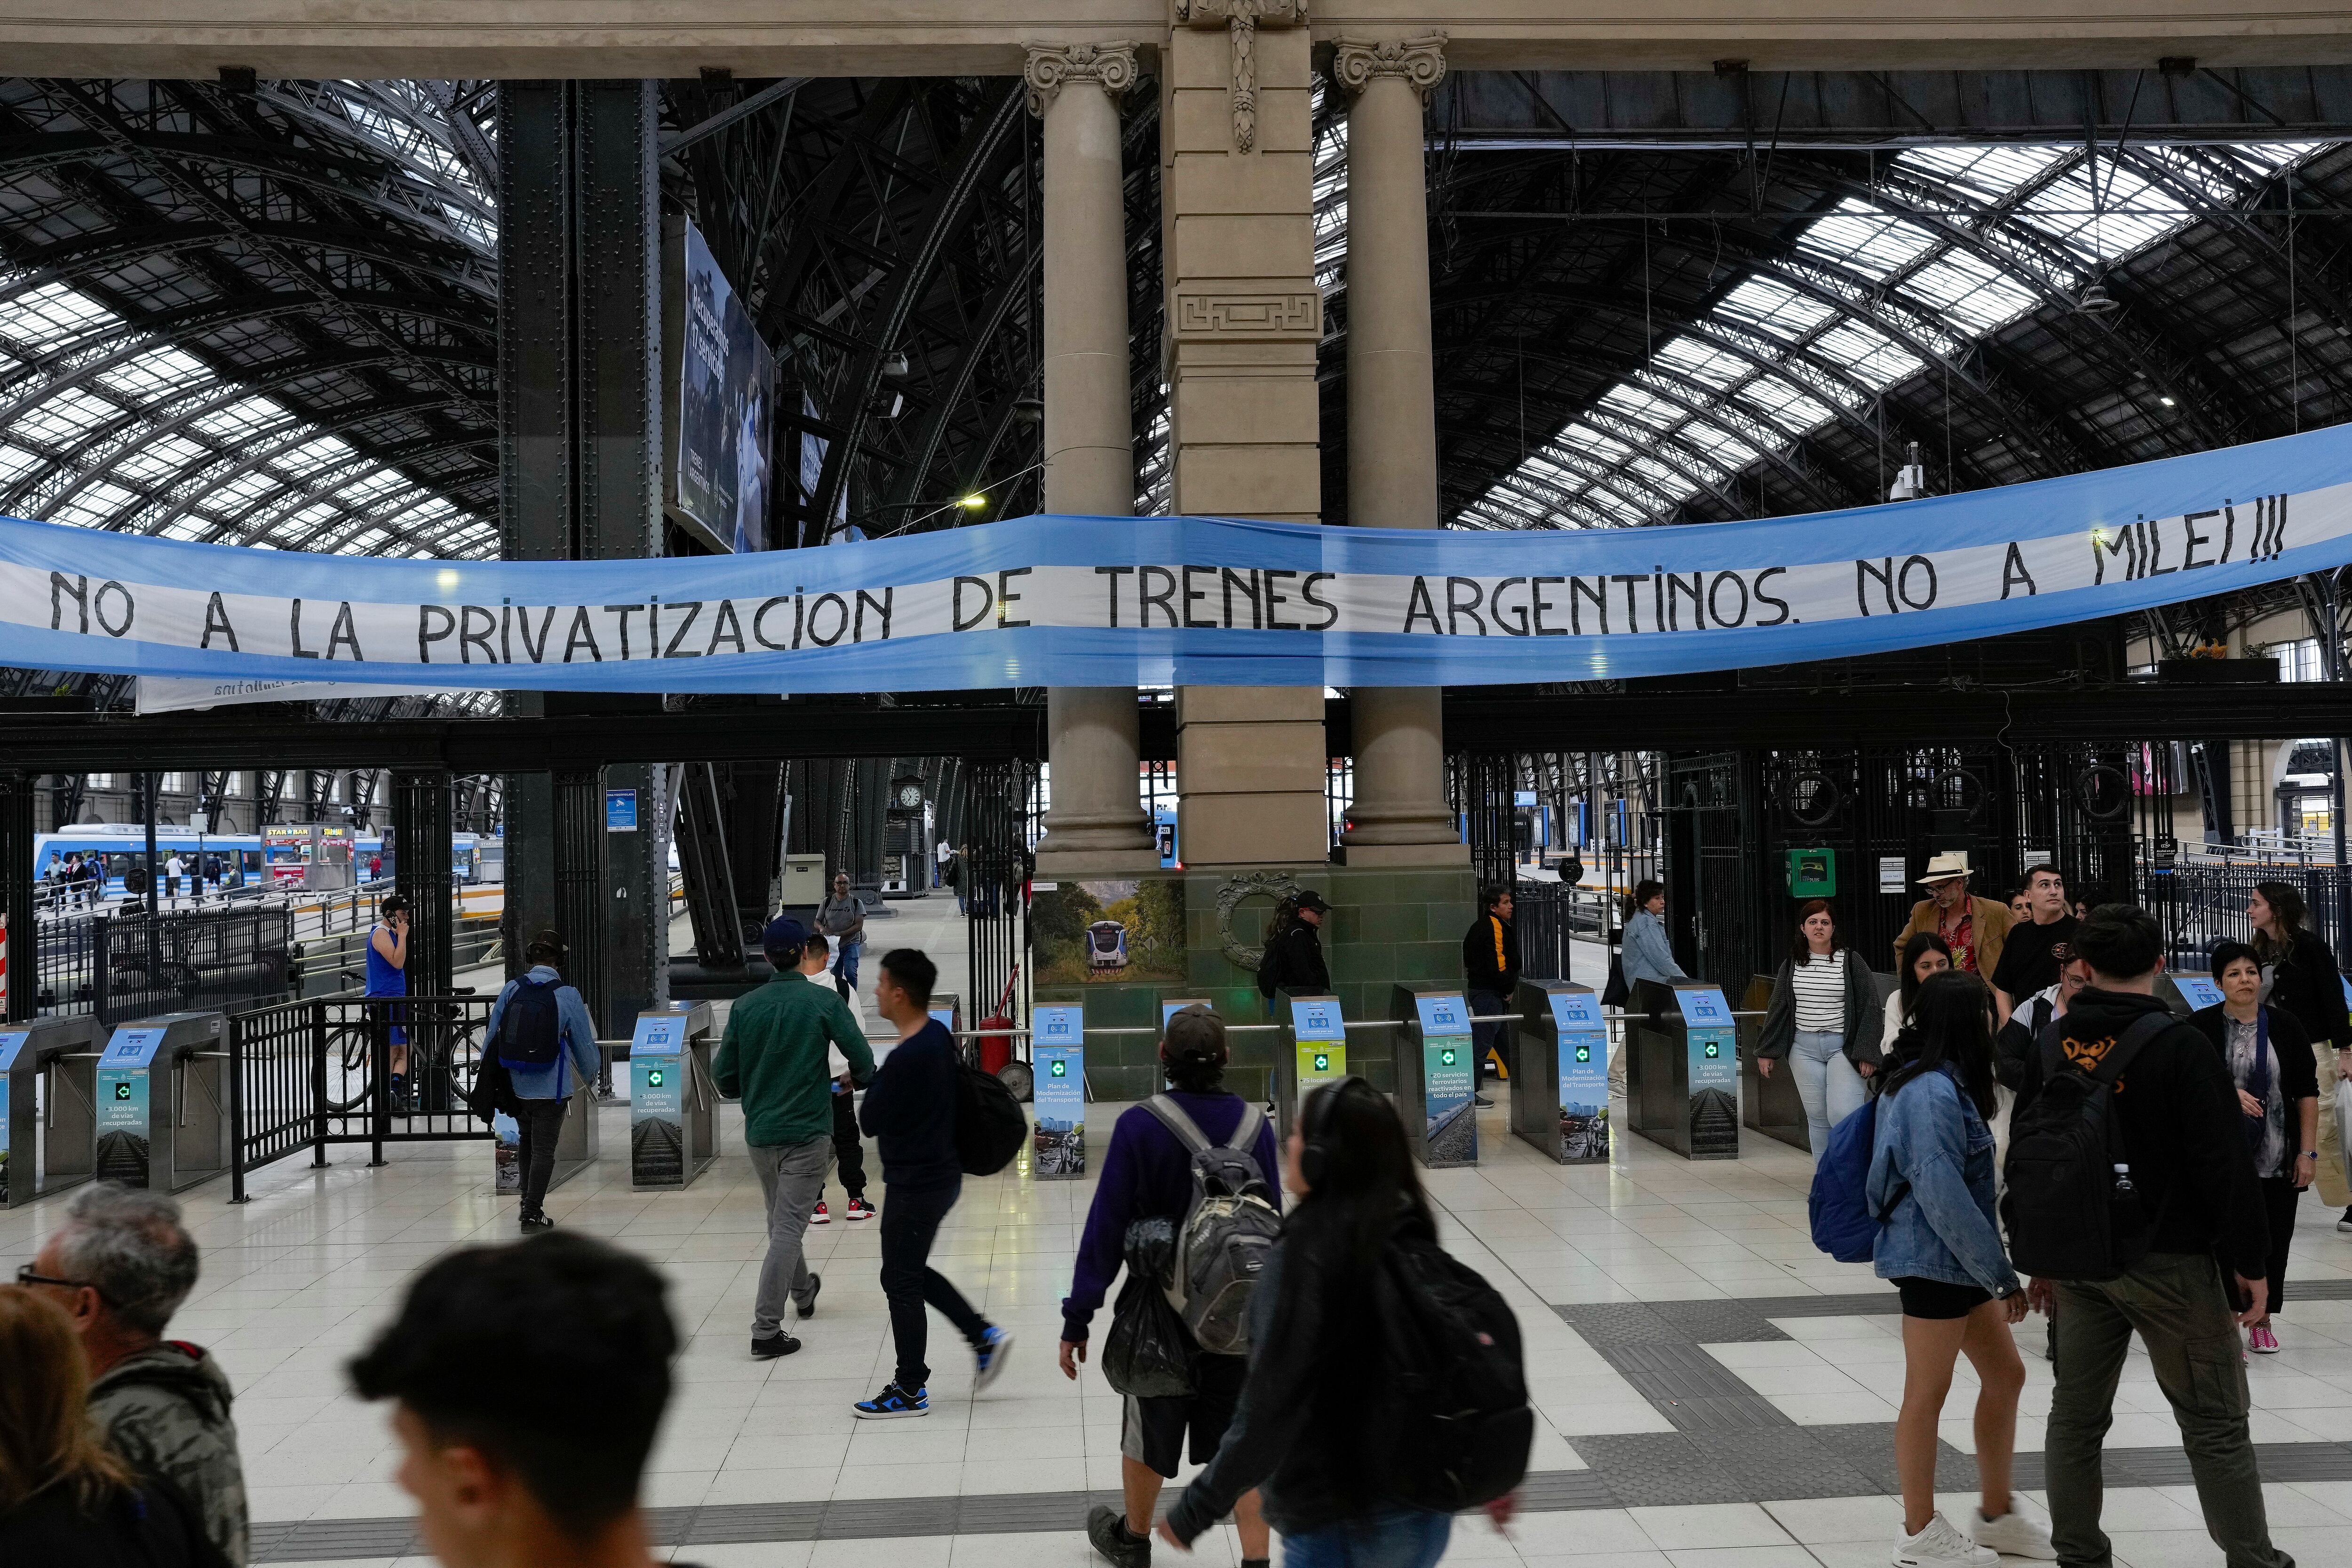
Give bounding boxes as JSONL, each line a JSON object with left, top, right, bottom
{"left": 2000, "top": 544, "right": 2037, "bottom": 598}
{"left": 706, "top": 599, "right": 747, "bottom": 656}
{"left": 1095, "top": 566, "right": 1134, "bottom": 629}
{"left": 1706, "top": 571, "right": 1748, "bottom": 628}
{"left": 290, "top": 598, "right": 320, "bottom": 658}
{"left": 1140, "top": 567, "right": 1178, "bottom": 629}
{"left": 418, "top": 605, "right": 455, "bottom": 662}
{"left": 200, "top": 592, "right": 239, "bottom": 652}
{"left": 563, "top": 606, "right": 604, "bottom": 662}
{"left": 1302, "top": 573, "right": 1338, "bottom": 630}
{"left": 854, "top": 588, "right": 893, "bottom": 642}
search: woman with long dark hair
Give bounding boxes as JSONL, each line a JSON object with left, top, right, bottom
{"left": 1757, "top": 899, "right": 1884, "bottom": 1156}
{"left": 1157, "top": 1077, "right": 1515, "bottom": 1568}
{"left": 2250, "top": 880, "right": 2351, "bottom": 1227}
{"left": 1869, "top": 972, "right": 2048, "bottom": 1568}
{"left": 1883, "top": 931, "right": 1954, "bottom": 1043}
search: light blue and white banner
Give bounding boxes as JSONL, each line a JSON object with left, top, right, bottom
{"left": 6, "top": 425, "right": 2351, "bottom": 691}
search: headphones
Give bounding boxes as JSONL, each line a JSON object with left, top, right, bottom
{"left": 1297, "top": 1074, "right": 1366, "bottom": 1188}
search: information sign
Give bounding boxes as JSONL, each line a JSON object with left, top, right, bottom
{"left": 1415, "top": 991, "right": 1476, "bottom": 1164}
{"left": 1550, "top": 991, "right": 1611, "bottom": 1161}
{"left": 606, "top": 789, "right": 638, "bottom": 832}
{"left": 1031, "top": 1004, "right": 1085, "bottom": 1179}
{"left": 1879, "top": 856, "right": 1908, "bottom": 893}
{"left": 1289, "top": 997, "right": 1347, "bottom": 1100}
{"left": 95, "top": 1027, "right": 164, "bottom": 1188}
{"left": 2171, "top": 974, "right": 2225, "bottom": 1012}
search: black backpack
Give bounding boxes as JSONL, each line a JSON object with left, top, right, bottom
{"left": 2001, "top": 1012, "right": 2170, "bottom": 1282}
{"left": 955, "top": 1060, "right": 1028, "bottom": 1175}
{"left": 497, "top": 976, "right": 564, "bottom": 1069}
{"left": 1369, "top": 1233, "right": 1534, "bottom": 1512}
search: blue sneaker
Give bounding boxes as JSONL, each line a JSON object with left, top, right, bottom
{"left": 853, "top": 1381, "right": 929, "bottom": 1419}
{"left": 974, "top": 1325, "right": 1014, "bottom": 1393}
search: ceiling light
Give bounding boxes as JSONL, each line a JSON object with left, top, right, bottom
{"left": 1012, "top": 396, "right": 1043, "bottom": 427}
{"left": 2075, "top": 281, "right": 2119, "bottom": 314}
{"left": 2158, "top": 395, "right": 2177, "bottom": 407}
{"left": 960, "top": 493, "right": 988, "bottom": 510}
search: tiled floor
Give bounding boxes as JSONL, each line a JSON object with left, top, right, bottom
{"left": 9, "top": 901, "right": 2352, "bottom": 1566}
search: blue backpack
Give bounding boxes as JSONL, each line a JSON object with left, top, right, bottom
{"left": 1807, "top": 1097, "right": 1903, "bottom": 1264}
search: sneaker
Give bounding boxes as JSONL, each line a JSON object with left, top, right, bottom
{"left": 518, "top": 1211, "right": 555, "bottom": 1233}
{"left": 853, "top": 1380, "right": 929, "bottom": 1418}
{"left": 2338, "top": 1206, "right": 2352, "bottom": 1233}
{"left": 2250, "top": 1322, "right": 2281, "bottom": 1354}
{"left": 750, "top": 1330, "right": 802, "bottom": 1360}
{"left": 973, "top": 1325, "right": 1014, "bottom": 1393}
{"left": 1969, "top": 1508, "right": 2056, "bottom": 1560}
{"left": 1473, "top": 1094, "right": 1495, "bottom": 1108}
{"left": 797, "top": 1273, "right": 822, "bottom": 1321}
{"left": 1893, "top": 1512, "right": 1996, "bottom": 1568}
{"left": 845, "top": 1197, "right": 877, "bottom": 1221}
{"left": 1087, "top": 1504, "right": 1152, "bottom": 1568}
{"left": 811, "top": 1201, "right": 831, "bottom": 1225}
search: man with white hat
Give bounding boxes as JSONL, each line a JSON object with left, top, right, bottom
{"left": 1891, "top": 851, "right": 2012, "bottom": 979}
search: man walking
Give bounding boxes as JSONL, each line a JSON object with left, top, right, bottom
{"left": 2017, "top": 904, "right": 2289, "bottom": 1568}
{"left": 854, "top": 947, "right": 1011, "bottom": 1417}
{"left": 816, "top": 872, "right": 867, "bottom": 1002}
{"left": 1990, "top": 864, "right": 2074, "bottom": 1027}
{"left": 26, "top": 1183, "right": 250, "bottom": 1566}
{"left": 482, "top": 931, "right": 600, "bottom": 1233}
{"left": 1462, "top": 884, "right": 1518, "bottom": 1109}
{"left": 715, "top": 916, "right": 874, "bottom": 1358}
{"left": 1893, "top": 851, "right": 2010, "bottom": 978}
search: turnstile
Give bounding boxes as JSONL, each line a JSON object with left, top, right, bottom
{"left": 1629, "top": 979, "right": 1740, "bottom": 1160}
{"left": 628, "top": 1002, "right": 717, "bottom": 1190}
{"left": 2159, "top": 971, "right": 2223, "bottom": 1016}
{"left": 1510, "top": 980, "right": 1609, "bottom": 1163}
{"left": 1031, "top": 1002, "right": 1086, "bottom": 1178}
{"left": 1737, "top": 971, "right": 1809, "bottom": 1151}
{"left": 93, "top": 1012, "right": 229, "bottom": 1193}
{"left": 1271, "top": 993, "right": 1349, "bottom": 1138}
{"left": 0, "top": 1014, "right": 99, "bottom": 1208}
{"left": 1392, "top": 982, "right": 1478, "bottom": 1168}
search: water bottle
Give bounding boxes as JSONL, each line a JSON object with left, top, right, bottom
{"left": 2112, "top": 1162, "right": 2135, "bottom": 1199}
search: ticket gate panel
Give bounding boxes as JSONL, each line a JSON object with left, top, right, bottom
{"left": 94, "top": 1013, "right": 228, "bottom": 1193}
{"left": 2159, "top": 971, "right": 2223, "bottom": 1016}
{"left": 629, "top": 1002, "right": 717, "bottom": 1190}
{"left": 1272, "top": 993, "right": 1348, "bottom": 1138}
{"left": 0, "top": 1014, "right": 100, "bottom": 1208}
{"left": 1032, "top": 1003, "right": 1086, "bottom": 1179}
{"left": 1392, "top": 983, "right": 1478, "bottom": 1168}
{"left": 1627, "top": 980, "right": 1740, "bottom": 1161}
{"left": 1510, "top": 980, "right": 1609, "bottom": 1163}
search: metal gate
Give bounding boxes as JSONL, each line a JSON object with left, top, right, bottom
{"left": 961, "top": 759, "right": 1033, "bottom": 1043}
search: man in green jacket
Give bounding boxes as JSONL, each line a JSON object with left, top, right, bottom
{"left": 716, "top": 915, "right": 876, "bottom": 1359}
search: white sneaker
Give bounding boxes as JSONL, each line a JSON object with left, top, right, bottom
{"left": 1969, "top": 1507, "right": 2057, "bottom": 1560}
{"left": 1893, "top": 1512, "right": 1997, "bottom": 1568}
{"left": 2337, "top": 1206, "right": 2352, "bottom": 1233}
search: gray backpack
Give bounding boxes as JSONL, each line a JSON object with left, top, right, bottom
{"left": 1140, "top": 1095, "right": 1282, "bottom": 1355}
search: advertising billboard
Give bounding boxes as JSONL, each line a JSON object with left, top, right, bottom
{"left": 667, "top": 220, "right": 775, "bottom": 553}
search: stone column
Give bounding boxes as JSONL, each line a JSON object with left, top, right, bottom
{"left": 1165, "top": 0, "right": 1329, "bottom": 867}
{"left": 1333, "top": 35, "right": 1466, "bottom": 868}
{"left": 1027, "top": 42, "right": 1159, "bottom": 876}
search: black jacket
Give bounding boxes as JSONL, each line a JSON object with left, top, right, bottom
{"left": 859, "top": 1019, "right": 962, "bottom": 1189}
{"left": 1756, "top": 948, "right": 1884, "bottom": 1067}
{"left": 1270, "top": 921, "right": 1329, "bottom": 995}
{"left": 1462, "top": 914, "right": 1518, "bottom": 996}
{"left": 2261, "top": 927, "right": 2346, "bottom": 1049}
{"left": 2010, "top": 988, "right": 2270, "bottom": 1279}
{"left": 0, "top": 1477, "right": 222, "bottom": 1568}
{"left": 1168, "top": 1209, "right": 1436, "bottom": 1543}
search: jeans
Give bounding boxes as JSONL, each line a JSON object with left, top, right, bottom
{"left": 834, "top": 941, "right": 861, "bottom": 996}
{"left": 2258, "top": 1177, "right": 2301, "bottom": 1314}
{"left": 513, "top": 1098, "right": 568, "bottom": 1218}
{"left": 879, "top": 1178, "right": 990, "bottom": 1391}
{"left": 2046, "top": 1250, "right": 2293, "bottom": 1568}
{"left": 1788, "top": 1029, "right": 1868, "bottom": 1156}
{"left": 1281, "top": 1508, "right": 1453, "bottom": 1568}
{"left": 830, "top": 1087, "right": 867, "bottom": 1201}
{"left": 750, "top": 1134, "right": 834, "bottom": 1335}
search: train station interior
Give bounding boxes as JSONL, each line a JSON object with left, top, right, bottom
{"left": 12, "top": 6, "right": 2352, "bottom": 1568}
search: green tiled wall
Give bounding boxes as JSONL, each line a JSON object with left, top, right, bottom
{"left": 1038, "top": 864, "right": 1476, "bottom": 1102}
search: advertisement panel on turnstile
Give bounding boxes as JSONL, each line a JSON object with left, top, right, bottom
{"left": 1553, "top": 989, "right": 1612, "bottom": 1162}
{"left": 1415, "top": 991, "right": 1477, "bottom": 1166}
{"left": 2171, "top": 972, "right": 2224, "bottom": 1013}
{"left": 95, "top": 1027, "right": 167, "bottom": 1187}
{"left": 0, "top": 1031, "right": 22, "bottom": 1205}
{"left": 1682, "top": 986, "right": 1740, "bottom": 1153}
{"left": 629, "top": 1013, "right": 687, "bottom": 1186}
{"left": 1031, "top": 1003, "right": 1085, "bottom": 1179}
{"left": 1292, "top": 996, "right": 1347, "bottom": 1098}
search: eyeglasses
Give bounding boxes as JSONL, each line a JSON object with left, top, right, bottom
{"left": 14, "top": 1266, "right": 111, "bottom": 1303}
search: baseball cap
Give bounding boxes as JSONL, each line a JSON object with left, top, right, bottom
{"left": 1294, "top": 890, "right": 1331, "bottom": 914}
{"left": 763, "top": 915, "right": 810, "bottom": 953}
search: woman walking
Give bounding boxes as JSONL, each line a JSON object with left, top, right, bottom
{"left": 1756, "top": 899, "right": 1884, "bottom": 1155}
{"left": 1883, "top": 931, "right": 1954, "bottom": 1042}
{"left": 1870, "top": 971, "right": 2052, "bottom": 1568}
{"left": 2192, "top": 939, "right": 2319, "bottom": 1353}
{"left": 1619, "top": 880, "right": 1684, "bottom": 993}
{"left": 2249, "top": 882, "right": 2350, "bottom": 1231}
{"left": 1157, "top": 1076, "right": 1516, "bottom": 1568}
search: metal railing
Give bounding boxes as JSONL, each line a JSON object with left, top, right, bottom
{"left": 29, "top": 905, "right": 295, "bottom": 1026}
{"left": 228, "top": 992, "right": 495, "bottom": 1201}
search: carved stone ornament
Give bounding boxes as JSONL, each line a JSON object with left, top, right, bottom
{"left": 1329, "top": 33, "right": 1448, "bottom": 100}
{"left": 1216, "top": 868, "right": 1306, "bottom": 970}
{"left": 1022, "top": 41, "right": 1140, "bottom": 118}
{"left": 1173, "top": 0, "right": 1308, "bottom": 153}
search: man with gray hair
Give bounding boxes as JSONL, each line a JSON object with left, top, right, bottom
{"left": 22, "top": 1181, "right": 248, "bottom": 1565}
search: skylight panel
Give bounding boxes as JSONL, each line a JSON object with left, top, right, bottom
{"left": 97, "top": 345, "right": 214, "bottom": 400}
{"left": 47, "top": 480, "right": 139, "bottom": 529}
{"left": 1899, "top": 251, "right": 2039, "bottom": 336}
{"left": 1798, "top": 203, "right": 1936, "bottom": 280}
{"left": 109, "top": 435, "right": 210, "bottom": 485}
{"left": 1, "top": 282, "right": 115, "bottom": 353}
{"left": 189, "top": 397, "right": 289, "bottom": 441}
{"left": 14, "top": 387, "right": 117, "bottom": 448}
{"left": 0, "top": 445, "right": 44, "bottom": 490}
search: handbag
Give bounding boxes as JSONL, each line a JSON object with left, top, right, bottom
{"left": 1601, "top": 949, "right": 1629, "bottom": 1009}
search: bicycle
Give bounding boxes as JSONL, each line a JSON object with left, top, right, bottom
{"left": 322, "top": 975, "right": 484, "bottom": 1116}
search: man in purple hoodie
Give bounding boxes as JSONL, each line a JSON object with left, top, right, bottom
{"left": 1058, "top": 1005, "right": 1279, "bottom": 1568}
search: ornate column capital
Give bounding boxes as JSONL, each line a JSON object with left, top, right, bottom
{"left": 1022, "top": 41, "right": 1139, "bottom": 118}
{"left": 1328, "top": 33, "right": 1448, "bottom": 100}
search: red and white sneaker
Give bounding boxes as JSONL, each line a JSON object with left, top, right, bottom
{"left": 845, "top": 1197, "right": 877, "bottom": 1221}
{"left": 810, "top": 1201, "right": 831, "bottom": 1225}
{"left": 2249, "top": 1322, "right": 2280, "bottom": 1354}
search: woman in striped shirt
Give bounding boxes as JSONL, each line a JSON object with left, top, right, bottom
{"left": 1757, "top": 899, "right": 1886, "bottom": 1157}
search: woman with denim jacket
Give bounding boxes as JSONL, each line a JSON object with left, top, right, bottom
{"left": 1867, "top": 971, "right": 2052, "bottom": 1568}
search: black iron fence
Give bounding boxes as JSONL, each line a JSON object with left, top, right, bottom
{"left": 2141, "top": 862, "right": 2352, "bottom": 974}
{"left": 31, "top": 906, "right": 294, "bottom": 1027}
{"left": 228, "top": 992, "right": 495, "bottom": 1200}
